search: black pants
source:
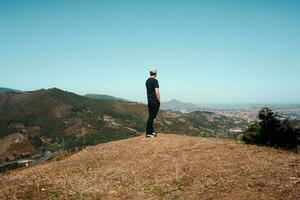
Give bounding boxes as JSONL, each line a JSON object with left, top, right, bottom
{"left": 146, "top": 102, "right": 160, "bottom": 134}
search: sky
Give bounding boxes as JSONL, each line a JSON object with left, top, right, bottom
{"left": 0, "top": 0, "right": 299, "bottom": 104}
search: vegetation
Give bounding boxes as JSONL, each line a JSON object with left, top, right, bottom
{"left": 199, "top": 131, "right": 209, "bottom": 137}
{"left": 240, "top": 107, "right": 299, "bottom": 150}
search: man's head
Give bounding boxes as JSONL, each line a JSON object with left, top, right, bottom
{"left": 150, "top": 68, "right": 157, "bottom": 77}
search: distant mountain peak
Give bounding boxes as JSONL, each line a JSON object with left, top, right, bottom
{"left": 164, "top": 98, "right": 195, "bottom": 105}
{"left": 161, "top": 99, "right": 199, "bottom": 113}
{"left": 168, "top": 99, "right": 183, "bottom": 103}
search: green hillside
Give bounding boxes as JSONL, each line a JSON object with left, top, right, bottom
{"left": 0, "top": 88, "right": 146, "bottom": 155}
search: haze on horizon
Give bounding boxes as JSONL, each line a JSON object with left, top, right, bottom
{"left": 0, "top": 0, "right": 299, "bottom": 104}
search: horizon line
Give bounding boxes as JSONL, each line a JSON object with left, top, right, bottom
{"left": 1, "top": 86, "right": 299, "bottom": 105}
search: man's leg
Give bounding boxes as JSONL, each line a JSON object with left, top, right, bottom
{"left": 146, "top": 103, "right": 156, "bottom": 135}
{"left": 152, "top": 103, "right": 160, "bottom": 134}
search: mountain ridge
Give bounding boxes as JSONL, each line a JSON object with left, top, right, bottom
{"left": 0, "top": 87, "right": 23, "bottom": 94}
{"left": 84, "top": 93, "right": 131, "bottom": 102}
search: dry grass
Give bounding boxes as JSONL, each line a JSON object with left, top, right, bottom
{"left": 0, "top": 134, "right": 299, "bottom": 200}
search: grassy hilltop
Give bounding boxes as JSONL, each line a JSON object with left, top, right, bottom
{"left": 0, "top": 134, "right": 298, "bottom": 200}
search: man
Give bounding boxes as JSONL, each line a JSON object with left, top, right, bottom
{"left": 145, "top": 68, "right": 160, "bottom": 138}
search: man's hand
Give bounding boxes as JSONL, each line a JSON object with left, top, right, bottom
{"left": 155, "top": 88, "right": 160, "bottom": 103}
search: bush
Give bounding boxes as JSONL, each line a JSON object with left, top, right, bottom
{"left": 240, "top": 107, "right": 299, "bottom": 150}
{"left": 199, "top": 131, "right": 209, "bottom": 138}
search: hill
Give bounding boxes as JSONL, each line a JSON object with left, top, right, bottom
{"left": 161, "top": 99, "right": 199, "bottom": 113}
{"left": 0, "top": 88, "right": 247, "bottom": 163}
{"left": 0, "top": 88, "right": 147, "bottom": 140}
{"left": 0, "top": 88, "right": 147, "bottom": 162}
{"left": 84, "top": 93, "right": 130, "bottom": 102}
{"left": 0, "top": 134, "right": 298, "bottom": 199}
{"left": 0, "top": 87, "right": 22, "bottom": 94}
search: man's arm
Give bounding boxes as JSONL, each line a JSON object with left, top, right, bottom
{"left": 155, "top": 88, "right": 160, "bottom": 103}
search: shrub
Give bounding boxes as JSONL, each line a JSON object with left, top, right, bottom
{"left": 199, "top": 131, "right": 209, "bottom": 138}
{"left": 240, "top": 107, "right": 299, "bottom": 150}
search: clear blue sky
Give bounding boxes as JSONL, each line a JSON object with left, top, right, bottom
{"left": 0, "top": 0, "right": 299, "bottom": 104}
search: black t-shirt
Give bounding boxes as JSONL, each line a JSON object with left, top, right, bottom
{"left": 146, "top": 77, "right": 159, "bottom": 103}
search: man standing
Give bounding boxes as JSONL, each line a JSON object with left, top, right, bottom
{"left": 145, "top": 68, "right": 160, "bottom": 138}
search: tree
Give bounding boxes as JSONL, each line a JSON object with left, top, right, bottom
{"left": 240, "top": 107, "right": 299, "bottom": 150}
